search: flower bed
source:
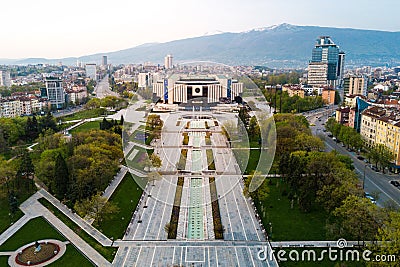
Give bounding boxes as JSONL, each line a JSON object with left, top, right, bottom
{"left": 167, "top": 177, "right": 184, "bottom": 239}
{"left": 15, "top": 242, "right": 60, "bottom": 266}
{"left": 209, "top": 177, "right": 224, "bottom": 239}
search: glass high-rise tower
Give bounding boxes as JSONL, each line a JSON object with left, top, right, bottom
{"left": 308, "top": 36, "right": 345, "bottom": 87}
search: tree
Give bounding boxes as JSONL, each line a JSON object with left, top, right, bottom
{"left": 243, "top": 170, "right": 269, "bottom": 202}
{"left": 0, "top": 157, "right": 16, "bottom": 194}
{"left": 368, "top": 211, "right": 400, "bottom": 267}
{"left": 0, "top": 127, "right": 9, "bottom": 154}
{"left": 248, "top": 116, "right": 260, "bottom": 141}
{"left": 85, "top": 98, "right": 101, "bottom": 109}
{"left": 368, "top": 144, "right": 393, "bottom": 172}
{"left": 74, "top": 193, "right": 119, "bottom": 226}
{"left": 150, "top": 153, "right": 162, "bottom": 170}
{"left": 54, "top": 153, "right": 69, "bottom": 198}
{"left": 39, "top": 112, "right": 58, "bottom": 133}
{"left": 294, "top": 133, "right": 324, "bottom": 152}
{"left": 331, "top": 195, "right": 381, "bottom": 243}
{"left": 25, "top": 116, "right": 39, "bottom": 141}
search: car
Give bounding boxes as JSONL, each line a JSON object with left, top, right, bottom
{"left": 390, "top": 180, "right": 400, "bottom": 187}
{"left": 364, "top": 193, "right": 377, "bottom": 204}
{"left": 332, "top": 136, "right": 336, "bottom": 140}
{"left": 371, "top": 165, "right": 379, "bottom": 172}
{"left": 357, "top": 156, "right": 365, "bottom": 161}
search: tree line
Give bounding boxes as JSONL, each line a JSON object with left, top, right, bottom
{"left": 0, "top": 112, "right": 59, "bottom": 153}
{"left": 35, "top": 130, "right": 123, "bottom": 206}
{"left": 326, "top": 118, "right": 393, "bottom": 172}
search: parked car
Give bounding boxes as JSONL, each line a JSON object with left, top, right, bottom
{"left": 371, "top": 165, "right": 379, "bottom": 172}
{"left": 357, "top": 156, "right": 365, "bottom": 161}
{"left": 364, "top": 193, "right": 377, "bottom": 204}
{"left": 390, "top": 180, "right": 400, "bottom": 187}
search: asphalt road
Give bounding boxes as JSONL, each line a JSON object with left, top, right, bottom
{"left": 307, "top": 109, "right": 400, "bottom": 208}
{"left": 94, "top": 74, "right": 118, "bottom": 99}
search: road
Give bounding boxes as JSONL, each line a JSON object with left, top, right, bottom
{"left": 94, "top": 75, "right": 118, "bottom": 99}
{"left": 307, "top": 109, "right": 400, "bottom": 208}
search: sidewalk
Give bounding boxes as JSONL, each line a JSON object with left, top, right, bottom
{"left": 37, "top": 189, "right": 111, "bottom": 247}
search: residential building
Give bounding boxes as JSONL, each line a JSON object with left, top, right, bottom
{"left": 66, "top": 85, "right": 88, "bottom": 105}
{"left": 0, "top": 70, "right": 11, "bottom": 87}
{"left": 360, "top": 106, "right": 386, "bottom": 147}
{"left": 282, "top": 84, "right": 305, "bottom": 98}
{"left": 164, "top": 54, "right": 173, "bottom": 69}
{"left": 348, "top": 97, "right": 370, "bottom": 132}
{"left": 336, "top": 106, "right": 350, "bottom": 126}
{"left": 0, "top": 98, "right": 21, "bottom": 118}
{"left": 45, "top": 77, "right": 65, "bottom": 109}
{"left": 344, "top": 75, "right": 368, "bottom": 96}
{"left": 322, "top": 88, "right": 335, "bottom": 105}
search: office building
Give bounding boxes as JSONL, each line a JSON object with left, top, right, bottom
{"left": 164, "top": 54, "right": 173, "bottom": 69}
{"left": 307, "top": 36, "right": 345, "bottom": 87}
{"left": 85, "top": 64, "right": 97, "bottom": 80}
{"left": 102, "top": 56, "right": 108, "bottom": 66}
{"left": 45, "top": 77, "right": 65, "bottom": 109}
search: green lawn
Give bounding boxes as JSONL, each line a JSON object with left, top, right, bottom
{"left": 48, "top": 244, "right": 94, "bottom": 267}
{"left": 0, "top": 217, "right": 66, "bottom": 251}
{"left": 96, "top": 173, "right": 143, "bottom": 239}
{"left": 257, "top": 179, "right": 328, "bottom": 241}
{"left": 70, "top": 121, "right": 100, "bottom": 133}
{"left": 60, "top": 108, "right": 107, "bottom": 122}
{"left": 0, "top": 256, "right": 8, "bottom": 266}
{"left": 38, "top": 198, "right": 117, "bottom": 262}
{"left": 0, "top": 217, "right": 94, "bottom": 267}
{"left": 0, "top": 189, "right": 35, "bottom": 234}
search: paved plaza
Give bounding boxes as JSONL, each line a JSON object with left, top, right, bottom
{"left": 114, "top": 110, "right": 278, "bottom": 266}
{"left": 0, "top": 105, "right": 278, "bottom": 266}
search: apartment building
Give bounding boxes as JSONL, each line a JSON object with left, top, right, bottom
{"left": 360, "top": 106, "right": 386, "bottom": 147}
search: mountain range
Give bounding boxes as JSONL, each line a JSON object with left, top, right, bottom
{"left": 2, "top": 23, "right": 400, "bottom": 68}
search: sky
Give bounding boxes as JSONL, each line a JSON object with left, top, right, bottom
{"left": 1, "top": 0, "right": 399, "bottom": 59}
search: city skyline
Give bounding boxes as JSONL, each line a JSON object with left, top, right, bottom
{"left": 2, "top": 0, "right": 400, "bottom": 59}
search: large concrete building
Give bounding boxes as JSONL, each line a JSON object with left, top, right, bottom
{"left": 152, "top": 74, "right": 243, "bottom": 105}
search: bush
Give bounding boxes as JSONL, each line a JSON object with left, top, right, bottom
{"left": 206, "top": 149, "right": 216, "bottom": 170}
{"left": 182, "top": 133, "right": 189, "bottom": 145}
